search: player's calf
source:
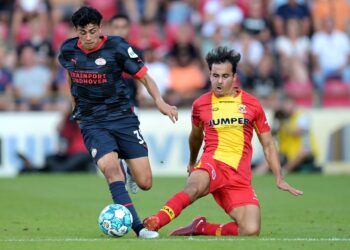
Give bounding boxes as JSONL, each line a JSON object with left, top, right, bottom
{"left": 238, "top": 223, "right": 260, "bottom": 236}
{"left": 120, "top": 159, "right": 140, "bottom": 194}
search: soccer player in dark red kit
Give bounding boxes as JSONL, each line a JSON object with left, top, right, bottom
{"left": 143, "top": 46, "right": 303, "bottom": 237}
{"left": 58, "top": 6, "right": 178, "bottom": 239}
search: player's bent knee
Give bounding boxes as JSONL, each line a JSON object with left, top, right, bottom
{"left": 137, "top": 177, "right": 152, "bottom": 190}
{"left": 99, "top": 162, "right": 124, "bottom": 183}
{"left": 239, "top": 224, "right": 260, "bottom": 236}
{"left": 183, "top": 185, "right": 204, "bottom": 201}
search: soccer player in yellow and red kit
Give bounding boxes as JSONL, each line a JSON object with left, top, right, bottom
{"left": 143, "top": 46, "right": 303, "bottom": 237}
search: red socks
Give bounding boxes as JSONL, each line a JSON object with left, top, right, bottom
{"left": 156, "top": 191, "right": 191, "bottom": 228}
{"left": 197, "top": 222, "right": 238, "bottom": 236}
{"left": 153, "top": 190, "right": 238, "bottom": 236}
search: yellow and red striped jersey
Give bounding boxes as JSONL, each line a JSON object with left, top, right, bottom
{"left": 192, "top": 90, "right": 270, "bottom": 179}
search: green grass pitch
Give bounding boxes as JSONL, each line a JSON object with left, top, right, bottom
{"left": 0, "top": 174, "right": 349, "bottom": 250}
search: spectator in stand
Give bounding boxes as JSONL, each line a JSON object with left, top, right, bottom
{"left": 270, "top": 0, "right": 306, "bottom": 11}
{"left": 119, "top": 0, "right": 160, "bottom": 23}
{"left": 232, "top": 29, "right": 265, "bottom": 90}
{"left": 201, "top": 0, "right": 244, "bottom": 39}
{"left": 11, "top": 0, "right": 50, "bottom": 46}
{"left": 50, "top": 0, "right": 81, "bottom": 52}
{"left": 311, "top": 17, "right": 350, "bottom": 91}
{"left": 273, "top": 0, "right": 311, "bottom": 36}
{"left": 200, "top": 27, "right": 231, "bottom": 60}
{"left": 242, "top": 0, "right": 272, "bottom": 49}
{"left": 13, "top": 44, "right": 53, "bottom": 111}
{"left": 128, "top": 18, "right": 163, "bottom": 52}
{"left": 50, "top": 0, "right": 83, "bottom": 26}
{"left": 312, "top": 0, "right": 350, "bottom": 33}
{"left": 19, "top": 14, "right": 55, "bottom": 68}
{"left": 163, "top": 0, "right": 200, "bottom": 49}
{"left": 139, "top": 47, "right": 170, "bottom": 108}
{"left": 0, "top": 44, "right": 15, "bottom": 111}
{"left": 246, "top": 52, "right": 281, "bottom": 109}
{"left": 275, "top": 18, "right": 311, "bottom": 83}
{"left": 165, "top": 0, "right": 193, "bottom": 26}
{"left": 0, "top": 10, "right": 11, "bottom": 46}
{"left": 166, "top": 25, "right": 206, "bottom": 107}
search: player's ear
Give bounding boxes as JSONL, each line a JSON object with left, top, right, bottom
{"left": 232, "top": 73, "right": 239, "bottom": 87}
{"left": 232, "top": 73, "right": 237, "bottom": 83}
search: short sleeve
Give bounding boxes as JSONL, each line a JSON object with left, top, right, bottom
{"left": 58, "top": 39, "right": 75, "bottom": 71}
{"left": 58, "top": 52, "right": 68, "bottom": 69}
{"left": 191, "top": 100, "right": 201, "bottom": 127}
{"left": 116, "top": 39, "right": 147, "bottom": 79}
{"left": 253, "top": 102, "right": 270, "bottom": 134}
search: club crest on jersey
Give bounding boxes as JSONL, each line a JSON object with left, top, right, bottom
{"left": 91, "top": 148, "right": 97, "bottom": 158}
{"left": 238, "top": 104, "right": 247, "bottom": 113}
{"left": 127, "top": 47, "right": 138, "bottom": 58}
{"left": 95, "top": 58, "right": 106, "bottom": 65}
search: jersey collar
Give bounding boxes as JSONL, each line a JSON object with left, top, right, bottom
{"left": 77, "top": 36, "right": 107, "bottom": 54}
{"left": 211, "top": 87, "right": 242, "bottom": 98}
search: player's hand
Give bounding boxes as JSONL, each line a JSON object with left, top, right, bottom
{"left": 155, "top": 99, "right": 178, "bottom": 123}
{"left": 187, "top": 165, "right": 193, "bottom": 175}
{"left": 277, "top": 179, "right": 304, "bottom": 196}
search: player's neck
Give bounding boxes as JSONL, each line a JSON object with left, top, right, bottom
{"left": 230, "top": 87, "right": 241, "bottom": 97}
{"left": 77, "top": 36, "right": 106, "bottom": 53}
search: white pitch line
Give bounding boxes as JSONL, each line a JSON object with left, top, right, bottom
{"left": 0, "top": 237, "right": 350, "bottom": 243}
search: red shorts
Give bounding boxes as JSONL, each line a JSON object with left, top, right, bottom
{"left": 192, "top": 154, "right": 260, "bottom": 214}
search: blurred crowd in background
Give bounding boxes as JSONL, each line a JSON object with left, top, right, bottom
{"left": 0, "top": 0, "right": 350, "bottom": 113}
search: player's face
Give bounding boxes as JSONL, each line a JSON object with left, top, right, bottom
{"left": 75, "top": 24, "right": 101, "bottom": 50}
{"left": 109, "top": 18, "right": 129, "bottom": 39}
{"left": 210, "top": 62, "right": 237, "bottom": 97}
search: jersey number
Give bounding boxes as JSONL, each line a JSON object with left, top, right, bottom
{"left": 133, "top": 130, "right": 145, "bottom": 144}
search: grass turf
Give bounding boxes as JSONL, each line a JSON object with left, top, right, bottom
{"left": 0, "top": 174, "right": 349, "bottom": 250}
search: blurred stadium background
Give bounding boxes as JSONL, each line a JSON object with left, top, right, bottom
{"left": 0, "top": 0, "right": 349, "bottom": 176}
{"left": 0, "top": 1, "right": 350, "bottom": 249}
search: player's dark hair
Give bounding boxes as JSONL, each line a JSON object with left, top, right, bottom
{"left": 71, "top": 6, "right": 102, "bottom": 28}
{"left": 206, "top": 46, "right": 241, "bottom": 74}
{"left": 109, "top": 13, "right": 130, "bottom": 24}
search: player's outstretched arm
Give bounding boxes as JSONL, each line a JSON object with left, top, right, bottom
{"left": 257, "top": 132, "right": 304, "bottom": 196}
{"left": 139, "top": 73, "right": 178, "bottom": 123}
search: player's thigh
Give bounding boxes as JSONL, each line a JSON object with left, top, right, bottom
{"left": 116, "top": 125, "right": 149, "bottom": 160}
{"left": 183, "top": 170, "right": 211, "bottom": 202}
{"left": 229, "top": 205, "right": 261, "bottom": 236}
{"left": 80, "top": 126, "right": 119, "bottom": 163}
{"left": 126, "top": 157, "right": 152, "bottom": 190}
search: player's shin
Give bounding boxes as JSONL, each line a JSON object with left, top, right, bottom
{"left": 197, "top": 222, "right": 238, "bottom": 236}
{"left": 108, "top": 181, "right": 143, "bottom": 235}
{"left": 154, "top": 191, "right": 191, "bottom": 229}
